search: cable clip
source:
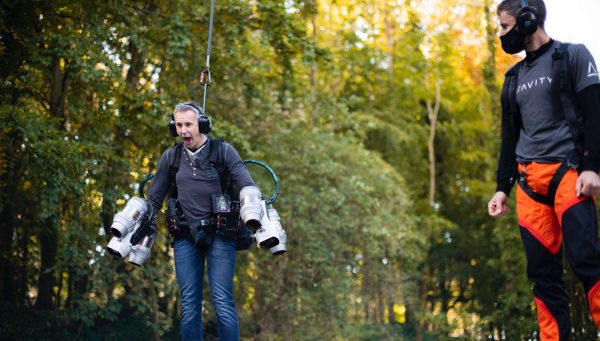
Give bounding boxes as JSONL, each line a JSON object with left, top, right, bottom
{"left": 519, "top": 164, "right": 527, "bottom": 183}
{"left": 200, "top": 67, "right": 212, "bottom": 86}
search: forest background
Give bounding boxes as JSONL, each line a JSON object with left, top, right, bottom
{"left": 1, "top": 0, "right": 600, "bottom": 340}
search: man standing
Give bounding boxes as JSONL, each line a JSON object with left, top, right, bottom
{"left": 146, "top": 102, "right": 256, "bottom": 340}
{"left": 488, "top": 0, "right": 600, "bottom": 339}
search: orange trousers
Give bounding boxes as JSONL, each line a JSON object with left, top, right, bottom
{"left": 516, "top": 162, "right": 600, "bottom": 341}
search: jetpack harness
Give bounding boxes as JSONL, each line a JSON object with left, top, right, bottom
{"left": 164, "top": 140, "right": 287, "bottom": 255}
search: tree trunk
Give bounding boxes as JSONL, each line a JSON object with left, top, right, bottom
{"left": 0, "top": 151, "right": 18, "bottom": 304}
{"left": 483, "top": 0, "right": 501, "bottom": 121}
{"left": 0, "top": 206, "right": 16, "bottom": 304}
{"left": 377, "top": 287, "right": 385, "bottom": 323}
{"left": 388, "top": 300, "right": 395, "bottom": 324}
{"left": 17, "top": 219, "right": 30, "bottom": 305}
{"left": 49, "top": 53, "right": 69, "bottom": 125}
{"left": 36, "top": 216, "right": 59, "bottom": 309}
{"left": 309, "top": 14, "right": 318, "bottom": 127}
{"left": 426, "top": 79, "right": 441, "bottom": 205}
{"left": 404, "top": 286, "right": 423, "bottom": 341}
{"left": 68, "top": 208, "right": 89, "bottom": 308}
{"left": 147, "top": 282, "right": 160, "bottom": 341}
{"left": 56, "top": 271, "right": 64, "bottom": 309}
{"left": 0, "top": 105, "right": 24, "bottom": 303}
{"left": 36, "top": 51, "right": 69, "bottom": 310}
{"left": 67, "top": 268, "right": 74, "bottom": 308}
{"left": 383, "top": 11, "right": 395, "bottom": 79}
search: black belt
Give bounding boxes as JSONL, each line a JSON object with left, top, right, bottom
{"left": 171, "top": 219, "right": 216, "bottom": 238}
{"left": 179, "top": 219, "right": 213, "bottom": 228}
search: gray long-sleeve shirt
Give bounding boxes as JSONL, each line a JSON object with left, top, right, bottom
{"left": 146, "top": 139, "right": 256, "bottom": 220}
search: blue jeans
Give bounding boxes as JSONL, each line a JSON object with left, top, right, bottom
{"left": 173, "top": 235, "right": 239, "bottom": 341}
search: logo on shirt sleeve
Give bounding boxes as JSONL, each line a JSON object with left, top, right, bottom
{"left": 589, "top": 62, "right": 599, "bottom": 78}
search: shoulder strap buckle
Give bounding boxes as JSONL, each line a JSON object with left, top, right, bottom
{"left": 552, "top": 49, "right": 563, "bottom": 60}
{"left": 552, "top": 42, "right": 569, "bottom": 60}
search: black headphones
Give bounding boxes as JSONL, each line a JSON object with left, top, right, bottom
{"left": 517, "top": 0, "right": 538, "bottom": 36}
{"left": 168, "top": 102, "right": 212, "bottom": 137}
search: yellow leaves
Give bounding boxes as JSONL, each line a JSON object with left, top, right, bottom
{"left": 95, "top": 63, "right": 109, "bottom": 71}
{"left": 59, "top": 58, "right": 65, "bottom": 71}
{"left": 393, "top": 303, "right": 407, "bottom": 323}
{"left": 89, "top": 189, "right": 103, "bottom": 208}
{"left": 112, "top": 285, "right": 125, "bottom": 299}
{"left": 23, "top": 180, "right": 32, "bottom": 190}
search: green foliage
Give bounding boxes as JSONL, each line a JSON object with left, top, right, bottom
{"left": 0, "top": 304, "right": 72, "bottom": 340}
{"left": 242, "top": 129, "right": 419, "bottom": 339}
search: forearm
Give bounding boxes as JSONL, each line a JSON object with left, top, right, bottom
{"left": 495, "top": 111, "right": 518, "bottom": 195}
{"left": 577, "top": 84, "right": 600, "bottom": 173}
{"left": 146, "top": 178, "right": 169, "bottom": 214}
{"left": 496, "top": 137, "right": 518, "bottom": 195}
{"left": 145, "top": 151, "right": 172, "bottom": 213}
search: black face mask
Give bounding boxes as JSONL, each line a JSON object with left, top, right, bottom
{"left": 500, "top": 27, "right": 525, "bottom": 54}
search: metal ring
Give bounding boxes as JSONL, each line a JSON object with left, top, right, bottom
{"left": 139, "top": 174, "right": 155, "bottom": 198}
{"left": 243, "top": 160, "right": 279, "bottom": 205}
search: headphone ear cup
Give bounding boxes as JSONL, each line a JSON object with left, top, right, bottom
{"left": 198, "top": 115, "right": 212, "bottom": 134}
{"left": 168, "top": 116, "right": 178, "bottom": 137}
{"left": 517, "top": 8, "right": 538, "bottom": 35}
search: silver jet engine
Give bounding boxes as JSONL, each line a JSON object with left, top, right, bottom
{"left": 106, "top": 197, "right": 156, "bottom": 266}
{"left": 239, "top": 186, "right": 287, "bottom": 256}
